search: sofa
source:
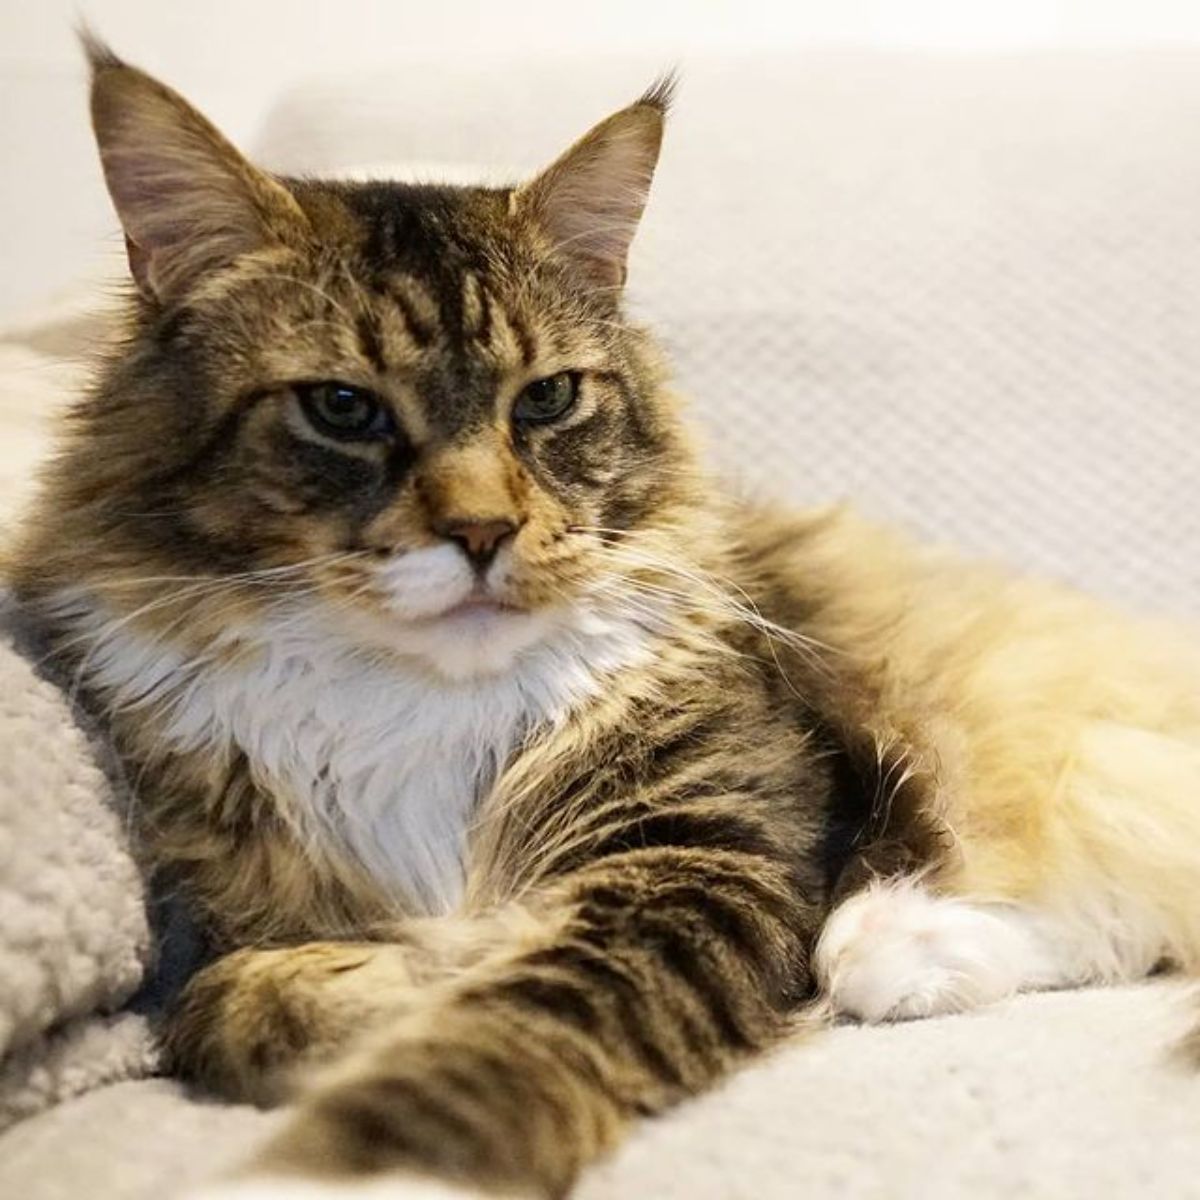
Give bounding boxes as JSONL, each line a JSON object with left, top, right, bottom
{"left": 1, "top": 49, "right": 1198, "bottom": 1199}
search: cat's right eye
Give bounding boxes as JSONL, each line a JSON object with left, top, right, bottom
{"left": 295, "top": 382, "right": 394, "bottom": 441}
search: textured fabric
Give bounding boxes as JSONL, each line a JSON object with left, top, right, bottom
{"left": 0, "top": 597, "right": 157, "bottom": 1129}
{"left": 259, "top": 50, "right": 1200, "bottom": 618}
{"left": 0, "top": 1078, "right": 279, "bottom": 1200}
{"left": 1, "top": 986, "right": 1198, "bottom": 1200}
{"left": 0, "top": 1013, "right": 156, "bottom": 1131}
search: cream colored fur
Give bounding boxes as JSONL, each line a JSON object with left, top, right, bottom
{"left": 796, "top": 509, "right": 1200, "bottom": 1016}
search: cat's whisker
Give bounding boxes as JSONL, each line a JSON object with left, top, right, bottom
{"left": 83, "top": 549, "right": 374, "bottom": 593}
{"left": 584, "top": 550, "right": 831, "bottom": 699}
{"left": 585, "top": 575, "right": 805, "bottom": 696}
{"left": 53, "top": 553, "right": 373, "bottom": 707}
{"left": 593, "top": 541, "right": 836, "bottom": 665}
{"left": 581, "top": 525, "right": 831, "bottom": 631}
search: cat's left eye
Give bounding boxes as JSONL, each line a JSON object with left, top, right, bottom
{"left": 513, "top": 372, "right": 580, "bottom": 425}
{"left": 295, "top": 382, "right": 393, "bottom": 440}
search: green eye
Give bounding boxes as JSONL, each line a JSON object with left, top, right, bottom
{"left": 296, "top": 382, "right": 392, "bottom": 440}
{"left": 513, "top": 372, "right": 580, "bottom": 425}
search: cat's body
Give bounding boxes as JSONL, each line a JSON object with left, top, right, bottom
{"left": 7, "top": 37, "right": 1200, "bottom": 1200}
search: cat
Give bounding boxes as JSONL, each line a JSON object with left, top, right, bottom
{"left": 8, "top": 33, "right": 1200, "bottom": 1200}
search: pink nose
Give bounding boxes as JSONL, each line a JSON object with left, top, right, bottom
{"left": 434, "top": 517, "right": 519, "bottom": 567}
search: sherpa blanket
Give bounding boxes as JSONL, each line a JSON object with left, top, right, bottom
{"left": 0, "top": 601, "right": 158, "bottom": 1129}
{"left": 0, "top": 288, "right": 166, "bottom": 1128}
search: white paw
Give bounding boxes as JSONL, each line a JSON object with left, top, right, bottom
{"left": 182, "top": 1175, "right": 489, "bottom": 1200}
{"left": 815, "top": 881, "right": 1051, "bottom": 1022}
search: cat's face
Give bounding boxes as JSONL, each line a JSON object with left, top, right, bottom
{"left": 50, "top": 47, "right": 696, "bottom": 679}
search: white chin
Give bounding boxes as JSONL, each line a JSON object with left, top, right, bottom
{"left": 412, "top": 606, "right": 557, "bottom": 680}
{"left": 346, "top": 604, "right": 560, "bottom": 681}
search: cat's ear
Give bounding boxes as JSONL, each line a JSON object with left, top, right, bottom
{"left": 83, "top": 34, "right": 310, "bottom": 304}
{"left": 513, "top": 76, "right": 673, "bottom": 289}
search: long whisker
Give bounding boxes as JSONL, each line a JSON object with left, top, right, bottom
{"left": 83, "top": 549, "right": 373, "bottom": 592}
{"left": 49, "top": 550, "right": 375, "bottom": 707}
{"left": 585, "top": 574, "right": 810, "bottom": 703}
{"left": 590, "top": 539, "right": 836, "bottom": 661}
{"left": 558, "top": 524, "right": 838, "bottom": 701}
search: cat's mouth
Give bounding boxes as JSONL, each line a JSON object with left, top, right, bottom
{"left": 418, "top": 586, "right": 527, "bottom": 625}
{"left": 332, "top": 580, "right": 550, "bottom": 679}
{"left": 436, "top": 596, "right": 523, "bottom": 622}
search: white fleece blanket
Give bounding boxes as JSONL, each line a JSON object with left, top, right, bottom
{"left": 0, "top": 289, "right": 162, "bottom": 1129}
{"left": 0, "top": 603, "right": 157, "bottom": 1129}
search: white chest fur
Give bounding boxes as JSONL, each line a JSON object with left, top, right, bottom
{"left": 57, "top": 593, "right": 653, "bottom": 914}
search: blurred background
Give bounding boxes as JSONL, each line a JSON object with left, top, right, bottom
{"left": 7, "top": 0, "right": 1200, "bottom": 320}
{"left": 2, "top": 1, "right": 1199, "bottom": 615}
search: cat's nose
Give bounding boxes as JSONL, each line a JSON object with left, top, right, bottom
{"left": 435, "top": 517, "right": 520, "bottom": 569}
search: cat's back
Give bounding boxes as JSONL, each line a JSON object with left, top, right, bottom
{"left": 726, "top": 499, "right": 1200, "bottom": 724}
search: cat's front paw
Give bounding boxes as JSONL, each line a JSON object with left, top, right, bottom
{"left": 166, "top": 944, "right": 421, "bottom": 1104}
{"left": 182, "top": 1174, "right": 492, "bottom": 1200}
{"left": 815, "top": 881, "right": 1048, "bottom": 1021}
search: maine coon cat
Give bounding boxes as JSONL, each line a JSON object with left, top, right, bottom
{"left": 8, "top": 36, "right": 1200, "bottom": 1200}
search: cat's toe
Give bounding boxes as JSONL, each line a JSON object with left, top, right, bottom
{"left": 815, "top": 880, "right": 1047, "bottom": 1022}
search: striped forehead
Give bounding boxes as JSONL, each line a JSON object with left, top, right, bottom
{"left": 377, "top": 269, "right": 538, "bottom": 364}
{"left": 357, "top": 268, "right": 543, "bottom": 437}
{"left": 283, "top": 179, "right": 532, "bottom": 360}
{"left": 277, "top": 179, "right": 598, "bottom": 435}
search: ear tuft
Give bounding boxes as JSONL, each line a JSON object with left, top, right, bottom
{"left": 77, "top": 24, "right": 124, "bottom": 73}
{"left": 514, "top": 78, "right": 674, "bottom": 290}
{"left": 637, "top": 70, "right": 678, "bottom": 116}
{"left": 83, "top": 35, "right": 309, "bottom": 305}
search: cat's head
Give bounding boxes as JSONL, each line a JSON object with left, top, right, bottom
{"left": 23, "top": 40, "right": 707, "bottom": 681}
